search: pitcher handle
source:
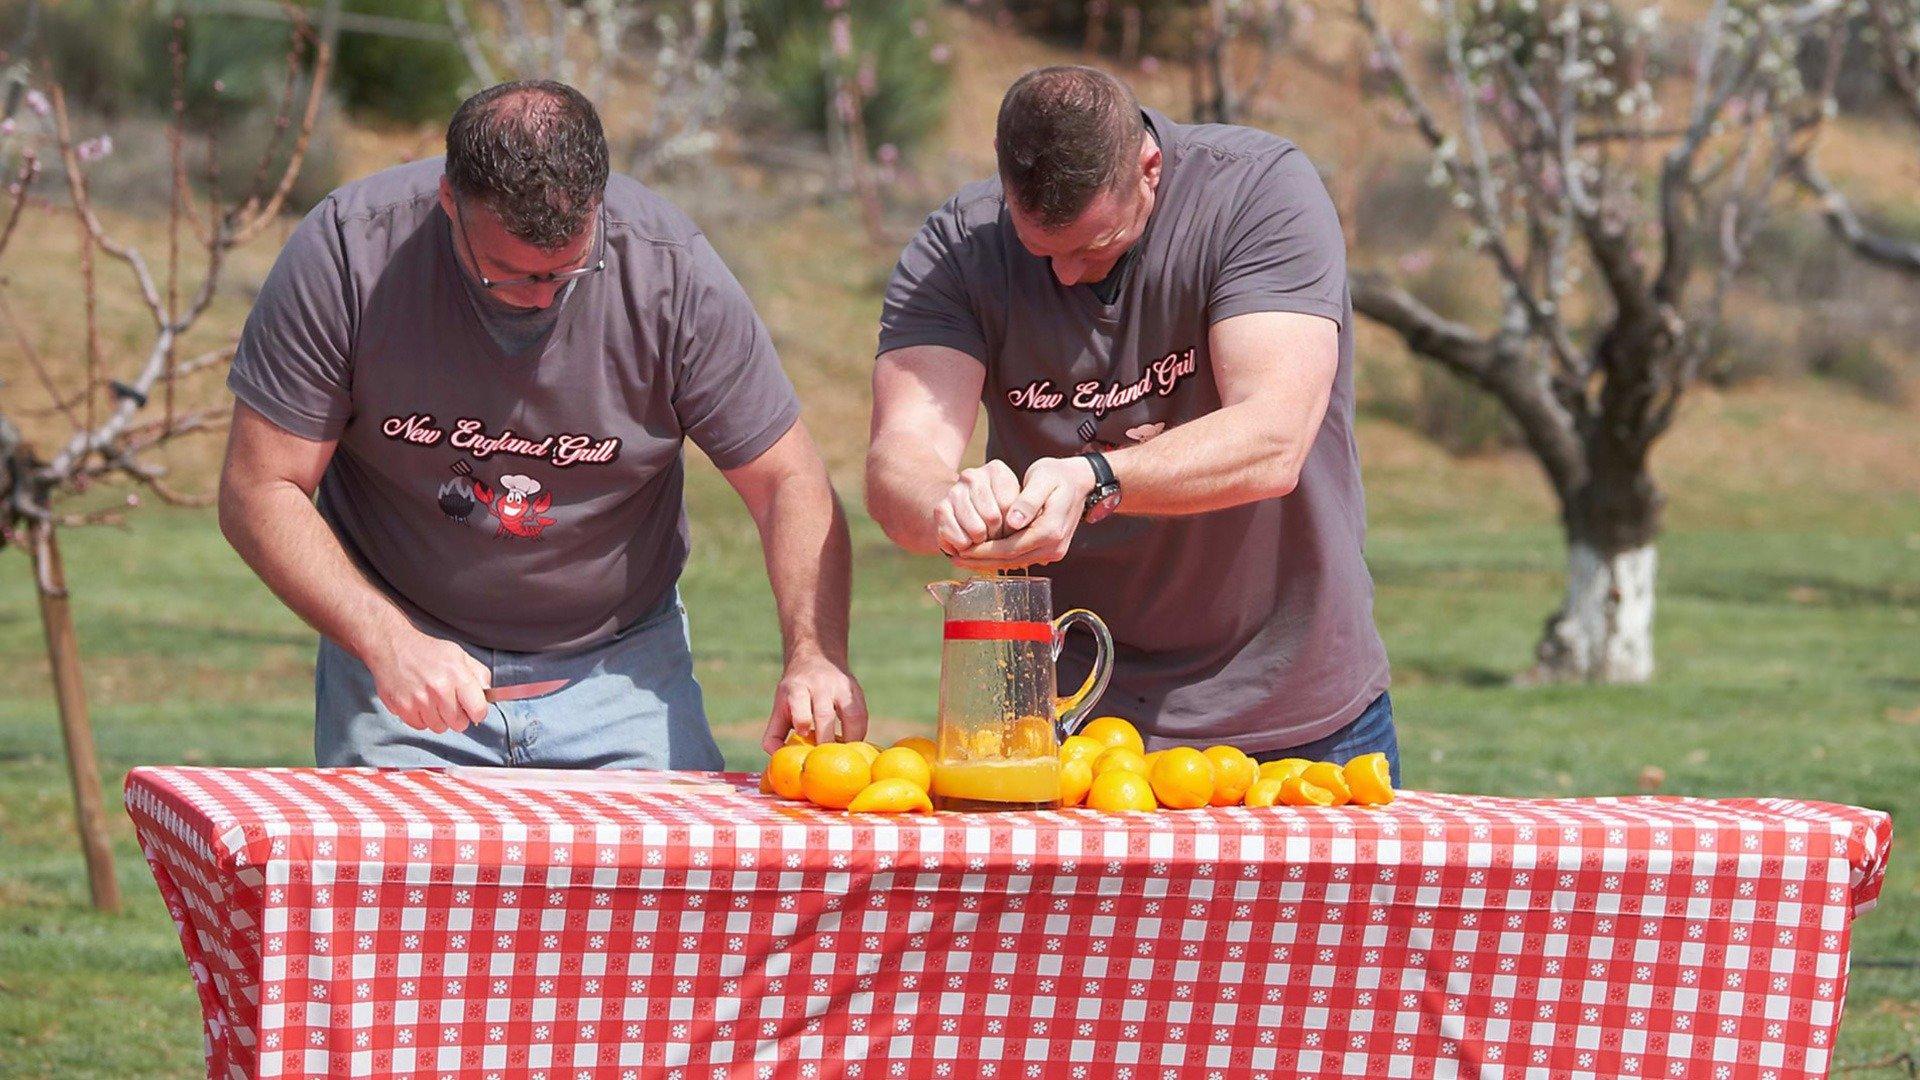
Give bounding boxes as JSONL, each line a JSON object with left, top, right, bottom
{"left": 1051, "top": 608, "right": 1113, "bottom": 740}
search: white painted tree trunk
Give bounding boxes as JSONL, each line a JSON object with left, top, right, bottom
{"left": 1528, "top": 541, "right": 1657, "bottom": 684}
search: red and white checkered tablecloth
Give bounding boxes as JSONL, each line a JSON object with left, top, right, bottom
{"left": 125, "top": 766, "right": 1891, "bottom": 1080}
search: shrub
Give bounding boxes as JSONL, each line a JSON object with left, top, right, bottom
{"left": 3, "top": 0, "right": 154, "bottom": 117}
{"left": 1701, "top": 318, "right": 1796, "bottom": 389}
{"left": 1411, "top": 361, "right": 1523, "bottom": 456}
{"left": 997, "top": 0, "right": 1194, "bottom": 58}
{"left": 1801, "top": 320, "right": 1906, "bottom": 404}
{"left": 212, "top": 91, "right": 348, "bottom": 216}
{"left": 330, "top": 0, "right": 470, "bottom": 124}
{"left": 747, "top": 0, "right": 949, "bottom": 156}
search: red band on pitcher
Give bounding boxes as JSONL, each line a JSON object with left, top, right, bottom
{"left": 943, "top": 620, "right": 1054, "bottom": 643}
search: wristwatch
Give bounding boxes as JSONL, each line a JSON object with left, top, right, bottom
{"left": 1080, "top": 451, "right": 1122, "bottom": 524}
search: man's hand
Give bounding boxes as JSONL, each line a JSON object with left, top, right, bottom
{"left": 364, "top": 629, "right": 493, "bottom": 734}
{"left": 949, "top": 456, "right": 1097, "bottom": 572}
{"left": 935, "top": 459, "right": 1022, "bottom": 554}
{"left": 763, "top": 651, "right": 870, "bottom": 753}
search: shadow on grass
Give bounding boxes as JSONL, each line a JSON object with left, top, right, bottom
{"left": 1666, "top": 570, "right": 1920, "bottom": 610}
{"left": 1390, "top": 658, "right": 1515, "bottom": 688}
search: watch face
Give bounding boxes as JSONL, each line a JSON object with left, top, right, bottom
{"left": 1085, "top": 488, "right": 1122, "bottom": 524}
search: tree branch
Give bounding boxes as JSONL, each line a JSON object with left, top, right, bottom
{"left": 1792, "top": 156, "right": 1920, "bottom": 275}
{"left": 1353, "top": 269, "right": 1586, "bottom": 500}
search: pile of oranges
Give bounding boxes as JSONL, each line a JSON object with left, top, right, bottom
{"left": 1060, "top": 716, "right": 1394, "bottom": 813}
{"left": 759, "top": 734, "right": 940, "bottom": 813}
{"left": 757, "top": 716, "right": 1394, "bottom": 815}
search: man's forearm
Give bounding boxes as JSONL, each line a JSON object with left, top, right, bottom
{"left": 864, "top": 438, "right": 959, "bottom": 555}
{"left": 753, "top": 471, "right": 854, "bottom": 665}
{"left": 218, "top": 482, "right": 415, "bottom": 661}
{"left": 1103, "top": 398, "right": 1309, "bottom": 516}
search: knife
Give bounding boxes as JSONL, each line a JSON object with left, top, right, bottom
{"left": 483, "top": 678, "right": 570, "bottom": 704}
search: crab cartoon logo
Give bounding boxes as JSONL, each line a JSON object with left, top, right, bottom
{"left": 472, "top": 473, "right": 557, "bottom": 540}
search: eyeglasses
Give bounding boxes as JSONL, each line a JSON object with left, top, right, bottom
{"left": 452, "top": 196, "right": 606, "bottom": 290}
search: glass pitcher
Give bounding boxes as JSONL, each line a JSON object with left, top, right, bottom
{"left": 925, "top": 576, "right": 1114, "bottom": 811}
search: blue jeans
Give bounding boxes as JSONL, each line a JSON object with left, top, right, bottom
{"left": 315, "top": 591, "right": 724, "bottom": 770}
{"left": 1249, "top": 692, "right": 1400, "bottom": 787}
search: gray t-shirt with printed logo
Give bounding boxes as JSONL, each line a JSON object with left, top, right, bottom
{"left": 230, "top": 158, "right": 801, "bottom": 653}
{"left": 878, "top": 109, "right": 1390, "bottom": 753}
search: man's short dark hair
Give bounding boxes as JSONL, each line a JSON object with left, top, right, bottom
{"left": 995, "top": 66, "right": 1145, "bottom": 230}
{"left": 445, "top": 80, "right": 609, "bottom": 250}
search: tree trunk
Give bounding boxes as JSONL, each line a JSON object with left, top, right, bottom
{"left": 1527, "top": 454, "right": 1664, "bottom": 684}
{"left": 1529, "top": 540, "right": 1657, "bottom": 683}
{"left": 29, "top": 519, "right": 122, "bottom": 913}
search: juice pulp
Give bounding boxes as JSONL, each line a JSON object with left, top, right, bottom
{"left": 932, "top": 757, "right": 1061, "bottom": 811}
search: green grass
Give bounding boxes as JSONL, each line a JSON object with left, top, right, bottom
{"left": 1, "top": 455, "right": 1915, "bottom": 1077}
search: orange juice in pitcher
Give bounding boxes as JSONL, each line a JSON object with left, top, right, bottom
{"left": 925, "top": 577, "right": 1113, "bottom": 812}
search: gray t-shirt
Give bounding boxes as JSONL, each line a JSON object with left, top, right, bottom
{"left": 878, "top": 109, "right": 1390, "bottom": 752}
{"left": 463, "top": 273, "right": 573, "bottom": 356}
{"left": 231, "top": 158, "right": 801, "bottom": 653}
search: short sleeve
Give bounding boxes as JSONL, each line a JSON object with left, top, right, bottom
{"left": 670, "top": 235, "right": 802, "bottom": 470}
{"left": 226, "top": 198, "right": 356, "bottom": 440}
{"left": 1208, "top": 146, "right": 1348, "bottom": 328}
{"left": 876, "top": 199, "right": 989, "bottom": 362}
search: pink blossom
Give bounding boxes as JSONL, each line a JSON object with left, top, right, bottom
{"left": 0, "top": 118, "right": 14, "bottom": 136}
{"left": 24, "top": 89, "right": 49, "bottom": 117}
{"left": 877, "top": 143, "right": 900, "bottom": 166}
{"left": 212, "top": 79, "right": 226, "bottom": 94}
{"left": 930, "top": 43, "right": 952, "bottom": 64}
{"left": 1139, "top": 55, "right": 1160, "bottom": 74}
{"left": 76, "top": 135, "right": 113, "bottom": 162}
{"left": 910, "top": 18, "right": 929, "bottom": 37}
{"left": 857, "top": 58, "right": 878, "bottom": 96}
{"left": 829, "top": 14, "right": 853, "bottom": 58}
{"left": 1397, "top": 249, "right": 1437, "bottom": 275}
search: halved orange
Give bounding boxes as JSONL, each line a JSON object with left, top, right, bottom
{"left": 766, "top": 743, "right": 812, "bottom": 801}
{"left": 847, "top": 778, "right": 934, "bottom": 814}
{"left": 1345, "top": 752, "right": 1395, "bottom": 806}
{"left": 1279, "top": 775, "right": 1336, "bottom": 807}
{"left": 1258, "top": 758, "right": 1313, "bottom": 783}
{"left": 1299, "top": 762, "right": 1352, "bottom": 807}
{"left": 1244, "top": 776, "right": 1286, "bottom": 808}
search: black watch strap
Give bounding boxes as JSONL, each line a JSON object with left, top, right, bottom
{"left": 1081, "top": 451, "right": 1118, "bottom": 496}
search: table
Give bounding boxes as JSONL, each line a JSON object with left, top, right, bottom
{"left": 126, "top": 766, "right": 1891, "bottom": 1080}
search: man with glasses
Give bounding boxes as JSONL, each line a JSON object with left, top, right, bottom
{"left": 219, "top": 80, "right": 866, "bottom": 768}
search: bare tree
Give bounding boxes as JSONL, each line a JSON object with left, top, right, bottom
{"left": 443, "top": 0, "right": 753, "bottom": 177}
{"left": 1350, "top": 0, "right": 1845, "bottom": 683}
{"left": 1191, "top": 0, "right": 1300, "bottom": 124}
{"left": 1792, "top": 0, "right": 1920, "bottom": 274}
{"left": 0, "top": 15, "right": 332, "bottom": 910}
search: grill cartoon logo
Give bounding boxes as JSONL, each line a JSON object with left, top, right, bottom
{"left": 438, "top": 460, "right": 557, "bottom": 540}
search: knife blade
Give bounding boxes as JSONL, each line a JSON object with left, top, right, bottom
{"left": 483, "top": 678, "right": 570, "bottom": 704}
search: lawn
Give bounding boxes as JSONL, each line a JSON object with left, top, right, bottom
{"left": 1, "top": 422, "right": 1915, "bottom": 1074}
{"left": 1, "top": 10, "right": 1915, "bottom": 1064}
